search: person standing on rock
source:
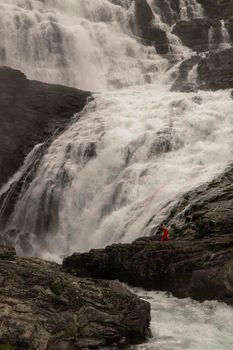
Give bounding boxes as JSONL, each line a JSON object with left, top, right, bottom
{"left": 160, "top": 223, "right": 170, "bottom": 242}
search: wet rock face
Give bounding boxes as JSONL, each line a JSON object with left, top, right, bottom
{"left": 198, "top": 47, "right": 233, "bottom": 90}
{"left": 0, "top": 246, "right": 150, "bottom": 350}
{"left": 171, "top": 55, "right": 201, "bottom": 92}
{"left": 173, "top": 46, "right": 233, "bottom": 92}
{"left": 131, "top": 0, "right": 169, "bottom": 54}
{"left": 0, "top": 66, "right": 90, "bottom": 188}
{"left": 172, "top": 19, "right": 211, "bottom": 53}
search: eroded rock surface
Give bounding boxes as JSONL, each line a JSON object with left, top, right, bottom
{"left": 0, "top": 246, "right": 150, "bottom": 350}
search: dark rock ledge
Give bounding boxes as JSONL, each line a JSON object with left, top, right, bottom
{"left": 0, "top": 66, "right": 91, "bottom": 189}
{"left": 63, "top": 236, "right": 233, "bottom": 306}
{"left": 0, "top": 246, "right": 150, "bottom": 350}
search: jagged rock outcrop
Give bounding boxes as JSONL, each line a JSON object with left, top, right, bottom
{"left": 197, "top": 47, "right": 233, "bottom": 89}
{"left": 130, "top": 0, "right": 169, "bottom": 54}
{"left": 0, "top": 246, "right": 150, "bottom": 350}
{"left": 63, "top": 236, "right": 233, "bottom": 306}
{"left": 173, "top": 46, "right": 233, "bottom": 92}
{"left": 0, "top": 66, "right": 91, "bottom": 188}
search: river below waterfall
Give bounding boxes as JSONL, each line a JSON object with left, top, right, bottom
{"left": 133, "top": 290, "right": 233, "bottom": 350}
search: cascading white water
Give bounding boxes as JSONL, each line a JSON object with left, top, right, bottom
{"left": 1, "top": 1, "right": 233, "bottom": 348}
{"left": 0, "top": 0, "right": 163, "bottom": 90}
{"left": 1, "top": 0, "right": 232, "bottom": 262}
{"left": 5, "top": 84, "right": 233, "bottom": 261}
{"left": 145, "top": 0, "right": 193, "bottom": 59}
{"left": 209, "top": 20, "right": 232, "bottom": 51}
{"left": 187, "top": 63, "right": 198, "bottom": 85}
{"left": 219, "top": 20, "right": 231, "bottom": 50}
{"left": 133, "top": 290, "right": 233, "bottom": 350}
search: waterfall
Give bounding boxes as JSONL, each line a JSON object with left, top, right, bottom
{"left": 1, "top": 0, "right": 233, "bottom": 264}
{"left": 187, "top": 63, "right": 198, "bottom": 86}
{"left": 0, "top": 0, "right": 165, "bottom": 90}
{"left": 0, "top": 143, "right": 45, "bottom": 225}
{"left": 4, "top": 85, "right": 233, "bottom": 261}
{"left": 208, "top": 20, "right": 231, "bottom": 51}
{"left": 219, "top": 19, "right": 231, "bottom": 50}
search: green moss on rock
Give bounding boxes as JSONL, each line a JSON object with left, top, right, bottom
{"left": 0, "top": 344, "right": 16, "bottom": 350}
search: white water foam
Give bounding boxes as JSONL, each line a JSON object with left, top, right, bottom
{"left": 5, "top": 84, "right": 233, "bottom": 261}
{"left": 133, "top": 290, "right": 233, "bottom": 350}
{"left": 0, "top": 0, "right": 163, "bottom": 90}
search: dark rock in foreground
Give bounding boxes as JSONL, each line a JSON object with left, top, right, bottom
{"left": 0, "top": 246, "right": 150, "bottom": 350}
{"left": 0, "top": 66, "right": 90, "bottom": 188}
{"left": 63, "top": 236, "right": 233, "bottom": 305}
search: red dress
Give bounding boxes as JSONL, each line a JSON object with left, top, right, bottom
{"left": 161, "top": 228, "right": 169, "bottom": 241}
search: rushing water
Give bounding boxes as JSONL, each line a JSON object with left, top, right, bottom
{"left": 3, "top": 84, "right": 233, "bottom": 261}
{"left": 133, "top": 290, "right": 233, "bottom": 350}
{"left": 0, "top": 0, "right": 162, "bottom": 89}
{"left": 219, "top": 20, "right": 231, "bottom": 50}
{"left": 1, "top": 0, "right": 233, "bottom": 348}
{"left": 0, "top": 0, "right": 232, "bottom": 261}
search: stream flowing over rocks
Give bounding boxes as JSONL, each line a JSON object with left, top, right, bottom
{"left": 1, "top": 0, "right": 233, "bottom": 349}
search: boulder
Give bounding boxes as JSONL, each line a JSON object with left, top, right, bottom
{"left": 0, "top": 246, "right": 150, "bottom": 349}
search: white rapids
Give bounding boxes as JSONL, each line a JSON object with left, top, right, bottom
{"left": 0, "top": 0, "right": 161, "bottom": 90}
{"left": 6, "top": 83, "right": 233, "bottom": 261}
{"left": 1, "top": 1, "right": 233, "bottom": 349}
{"left": 133, "top": 290, "right": 233, "bottom": 350}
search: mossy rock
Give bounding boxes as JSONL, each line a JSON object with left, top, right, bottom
{"left": 50, "top": 280, "right": 65, "bottom": 296}
{"left": 0, "top": 344, "right": 16, "bottom": 350}
{"left": 64, "top": 324, "right": 77, "bottom": 338}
